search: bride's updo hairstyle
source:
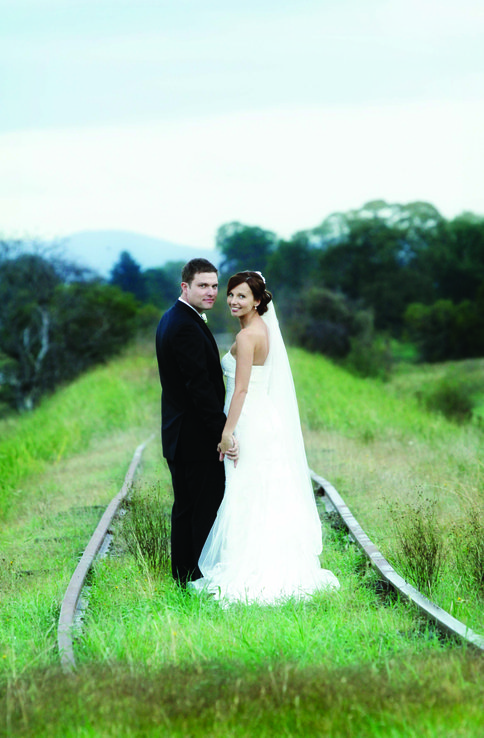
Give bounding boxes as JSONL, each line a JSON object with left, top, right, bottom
{"left": 226, "top": 271, "right": 273, "bottom": 316}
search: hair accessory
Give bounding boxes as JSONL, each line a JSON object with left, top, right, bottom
{"left": 255, "top": 271, "right": 266, "bottom": 284}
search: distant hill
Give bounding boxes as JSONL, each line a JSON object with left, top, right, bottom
{"left": 61, "top": 230, "right": 220, "bottom": 276}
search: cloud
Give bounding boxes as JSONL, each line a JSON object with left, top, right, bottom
{"left": 1, "top": 99, "right": 483, "bottom": 246}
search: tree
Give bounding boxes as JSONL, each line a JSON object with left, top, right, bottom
{"left": 0, "top": 253, "right": 61, "bottom": 410}
{"left": 318, "top": 219, "right": 432, "bottom": 333}
{"left": 404, "top": 296, "right": 484, "bottom": 362}
{"left": 110, "top": 251, "right": 146, "bottom": 301}
{"left": 0, "top": 245, "right": 139, "bottom": 412}
{"left": 285, "top": 286, "right": 374, "bottom": 359}
{"left": 428, "top": 214, "right": 484, "bottom": 304}
{"left": 52, "top": 282, "right": 138, "bottom": 372}
{"left": 307, "top": 201, "right": 441, "bottom": 334}
{"left": 309, "top": 199, "right": 443, "bottom": 246}
{"left": 266, "top": 234, "right": 318, "bottom": 297}
{"left": 216, "top": 222, "right": 277, "bottom": 276}
{"left": 143, "top": 261, "right": 184, "bottom": 309}
{"left": 405, "top": 300, "right": 456, "bottom": 363}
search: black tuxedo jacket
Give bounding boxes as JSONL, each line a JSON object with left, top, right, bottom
{"left": 155, "top": 300, "right": 226, "bottom": 462}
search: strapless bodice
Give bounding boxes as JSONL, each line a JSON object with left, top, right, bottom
{"left": 222, "top": 351, "right": 267, "bottom": 378}
{"left": 222, "top": 352, "right": 269, "bottom": 406}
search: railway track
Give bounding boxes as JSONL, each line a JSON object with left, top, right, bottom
{"left": 57, "top": 436, "right": 153, "bottom": 671}
{"left": 57, "top": 441, "right": 484, "bottom": 672}
{"left": 311, "top": 470, "right": 484, "bottom": 652}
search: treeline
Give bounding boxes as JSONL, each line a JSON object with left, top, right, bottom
{"left": 88, "top": 198, "right": 484, "bottom": 373}
{"left": 2, "top": 199, "right": 483, "bottom": 412}
{"left": 109, "top": 251, "right": 184, "bottom": 309}
{"left": 214, "top": 201, "right": 484, "bottom": 369}
{"left": 73, "top": 201, "right": 484, "bottom": 375}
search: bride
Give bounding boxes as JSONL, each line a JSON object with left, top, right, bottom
{"left": 190, "top": 271, "right": 340, "bottom": 604}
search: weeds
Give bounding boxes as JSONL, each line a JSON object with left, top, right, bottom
{"left": 121, "top": 484, "right": 171, "bottom": 576}
{"left": 386, "top": 490, "right": 445, "bottom": 595}
{"left": 451, "top": 504, "right": 484, "bottom": 592}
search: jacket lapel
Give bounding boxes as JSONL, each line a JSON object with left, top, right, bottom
{"left": 200, "top": 316, "right": 220, "bottom": 355}
{"left": 176, "top": 300, "right": 219, "bottom": 356}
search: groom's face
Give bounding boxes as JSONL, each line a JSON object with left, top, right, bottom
{"left": 181, "top": 272, "right": 219, "bottom": 313}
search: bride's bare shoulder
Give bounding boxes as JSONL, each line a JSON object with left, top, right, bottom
{"left": 235, "top": 327, "right": 256, "bottom": 345}
{"left": 234, "top": 323, "right": 268, "bottom": 364}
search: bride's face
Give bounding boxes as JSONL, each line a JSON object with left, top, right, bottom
{"left": 227, "top": 282, "right": 259, "bottom": 318}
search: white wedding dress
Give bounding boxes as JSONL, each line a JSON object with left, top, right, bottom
{"left": 190, "top": 304, "right": 340, "bottom": 604}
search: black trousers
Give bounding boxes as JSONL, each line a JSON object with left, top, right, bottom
{"left": 168, "top": 457, "right": 225, "bottom": 585}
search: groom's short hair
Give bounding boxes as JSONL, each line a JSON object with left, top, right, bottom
{"left": 182, "top": 258, "right": 218, "bottom": 285}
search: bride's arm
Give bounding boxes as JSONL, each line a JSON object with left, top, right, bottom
{"left": 218, "top": 331, "right": 255, "bottom": 455}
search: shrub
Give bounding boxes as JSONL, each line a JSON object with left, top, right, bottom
{"left": 344, "top": 335, "right": 393, "bottom": 380}
{"left": 285, "top": 287, "right": 374, "bottom": 360}
{"left": 419, "top": 375, "right": 476, "bottom": 423}
{"left": 135, "top": 303, "right": 162, "bottom": 336}
{"left": 405, "top": 297, "right": 484, "bottom": 362}
{"left": 405, "top": 300, "right": 455, "bottom": 363}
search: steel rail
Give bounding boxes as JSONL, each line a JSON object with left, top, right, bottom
{"left": 310, "top": 469, "right": 484, "bottom": 653}
{"left": 57, "top": 436, "right": 153, "bottom": 672}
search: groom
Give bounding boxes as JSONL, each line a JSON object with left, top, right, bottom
{"left": 155, "top": 258, "right": 233, "bottom": 585}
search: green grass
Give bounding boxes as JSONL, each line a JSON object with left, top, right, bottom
{"left": 1, "top": 340, "right": 484, "bottom": 736}
{"left": 0, "top": 339, "right": 159, "bottom": 520}
{"left": 291, "top": 347, "right": 475, "bottom": 441}
{"left": 389, "top": 356, "right": 484, "bottom": 422}
{"left": 291, "top": 348, "right": 484, "bottom": 634}
{"left": 0, "top": 340, "right": 160, "bottom": 683}
{"left": 78, "top": 480, "right": 442, "bottom": 674}
{"left": 4, "top": 652, "right": 484, "bottom": 737}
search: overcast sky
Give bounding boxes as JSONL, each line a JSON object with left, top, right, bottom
{"left": 1, "top": 0, "right": 483, "bottom": 248}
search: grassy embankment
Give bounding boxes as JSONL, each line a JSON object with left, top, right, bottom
{"left": 294, "top": 348, "right": 484, "bottom": 631}
{"left": 0, "top": 339, "right": 483, "bottom": 736}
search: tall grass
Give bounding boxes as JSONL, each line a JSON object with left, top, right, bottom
{"left": 0, "top": 340, "right": 159, "bottom": 519}
{"left": 78, "top": 470, "right": 442, "bottom": 674}
{"left": 290, "top": 347, "right": 471, "bottom": 442}
{"left": 385, "top": 490, "right": 444, "bottom": 594}
{"left": 289, "top": 347, "right": 484, "bottom": 632}
{"left": 120, "top": 483, "right": 171, "bottom": 576}
{"left": 451, "top": 504, "right": 484, "bottom": 592}
{"left": 390, "top": 357, "right": 484, "bottom": 424}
